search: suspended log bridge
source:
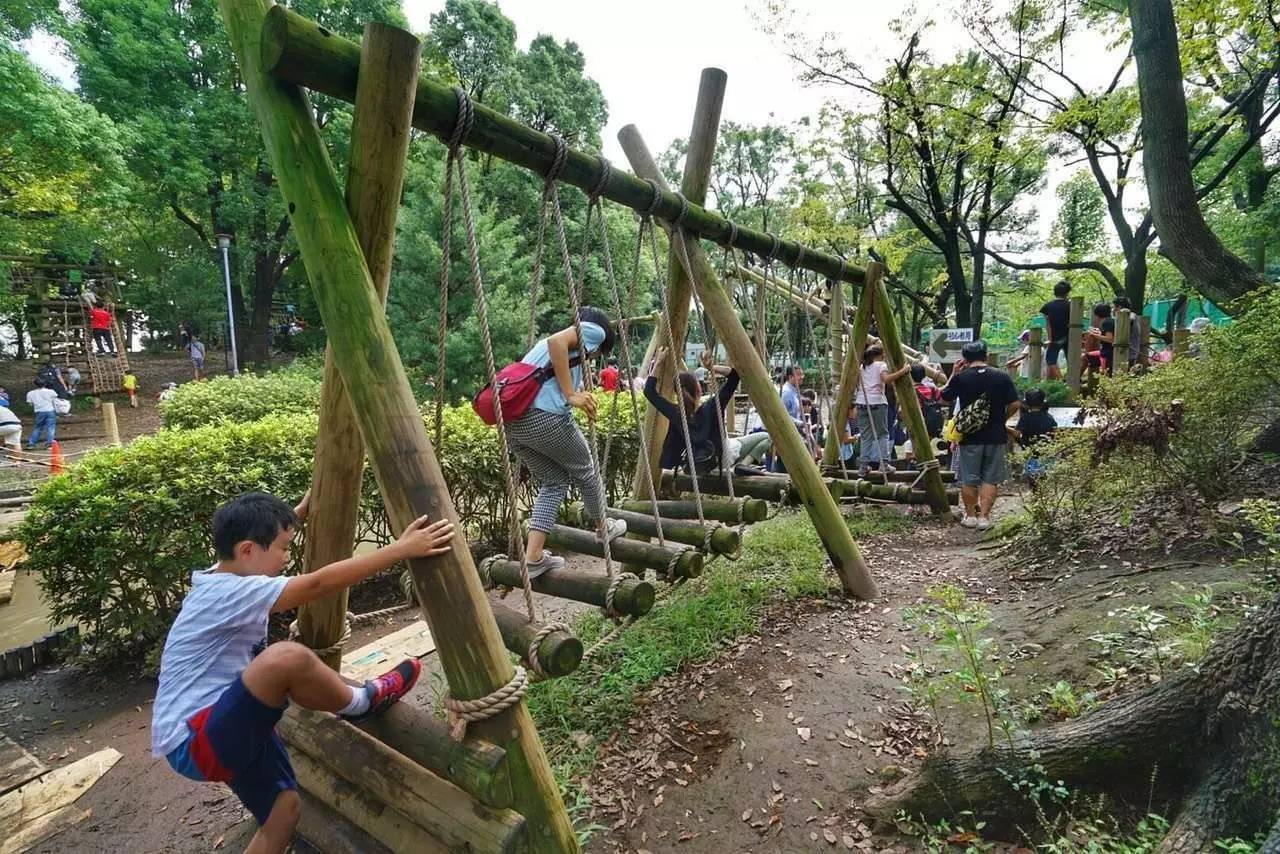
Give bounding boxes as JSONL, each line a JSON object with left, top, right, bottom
{"left": 618, "top": 497, "right": 769, "bottom": 525}
{"left": 543, "top": 524, "right": 704, "bottom": 579}
{"left": 564, "top": 502, "right": 741, "bottom": 555}
{"left": 659, "top": 470, "right": 846, "bottom": 503}
{"left": 840, "top": 480, "right": 961, "bottom": 506}
{"left": 482, "top": 558, "right": 656, "bottom": 617}
{"left": 824, "top": 466, "right": 957, "bottom": 484}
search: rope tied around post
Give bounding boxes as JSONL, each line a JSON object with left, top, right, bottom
{"left": 589, "top": 156, "right": 612, "bottom": 200}
{"left": 288, "top": 616, "right": 351, "bottom": 659}
{"left": 444, "top": 666, "right": 529, "bottom": 741}
{"left": 526, "top": 621, "right": 572, "bottom": 680}
{"left": 602, "top": 572, "right": 626, "bottom": 620}
{"left": 643, "top": 179, "right": 663, "bottom": 218}
{"left": 545, "top": 134, "right": 569, "bottom": 183}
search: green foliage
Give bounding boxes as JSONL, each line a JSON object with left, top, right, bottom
{"left": 1238, "top": 498, "right": 1280, "bottom": 578}
{"left": 1041, "top": 680, "right": 1097, "bottom": 720}
{"left": 1051, "top": 172, "right": 1109, "bottom": 268}
{"left": 1015, "top": 377, "right": 1076, "bottom": 406}
{"left": 20, "top": 414, "right": 318, "bottom": 662}
{"left": 158, "top": 364, "right": 324, "bottom": 429}
{"left": 1090, "top": 585, "right": 1233, "bottom": 679}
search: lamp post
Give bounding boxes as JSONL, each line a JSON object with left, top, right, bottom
{"left": 215, "top": 234, "right": 239, "bottom": 376}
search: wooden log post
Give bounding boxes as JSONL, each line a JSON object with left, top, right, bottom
{"left": 1139, "top": 315, "right": 1152, "bottom": 368}
{"left": 617, "top": 497, "right": 768, "bottom": 525}
{"left": 355, "top": 703, "right": 512, "bottom": 809}
{"left": 483, "top": 559, "right": 655, "bottom": 617}
{"left": 101, "top": 402, "right": 120, "bottom": 447}
{"left": 823, "top": 278, "right": 874, "bottom": 466}
{"left": 608, "top": 124, "right": 878, "bottom": 600}
{"left": 1028, "top": 327, "right": 1043, "bottom": 381}
{"left": 865, "top": 267, "right": 950, "bottom": 516}
{"left": 491, "top": 604, "right": 582, "bottom": 679}
{"left": 1114, "top": 307, "right": 1132, "bottom": 374}
{"left": 1173, "top": 326, "right": 1191, "bottom": 358}
{"left": 280, "top": 708, "right": 527, "bottom": 852}
{"left": 564, "top": 502, "right": 740, "bottom": 555}
{"left": 630, "top": 69, "right": 726, "bottom": 510}
{"left": 295, "top": 23, "right": 420, "bottom": 672}
{"left": 830, "top": 275, "right": 845, "bottom": 378}
{"left": 543, "top": 524, "right": 703, "bottom": 579}
{"left": 219, "top": 4, "right": 577, "bottom": 850}
{"left": 1067, "top": 296, "right": 1084, "bottom": 391}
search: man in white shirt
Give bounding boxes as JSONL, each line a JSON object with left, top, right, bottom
{"left": 26, "top": 382, "right": 60, "bottom": 449}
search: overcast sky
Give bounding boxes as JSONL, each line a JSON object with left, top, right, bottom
{"left": 24, "top": 0, "right": 1131, "bottom": 248}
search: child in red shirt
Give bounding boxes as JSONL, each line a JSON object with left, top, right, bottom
{"left": 90, "top": 306, "right": 117, "bottom": 356}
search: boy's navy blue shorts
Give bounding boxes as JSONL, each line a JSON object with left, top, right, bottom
{"left": 166, "top": 676, "right": 296, "bottom": 824}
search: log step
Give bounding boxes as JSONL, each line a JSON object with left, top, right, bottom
{"left": 564, "top": 502, "right": 740, "bottom": 555}
{"left": 492, "top": 603, "right": 582, "bottom": 678}
{"left": 543, "top": 524, "right": 703, "bottom": 580}
{"left": 840, "top": 480, "right": 960, "bottom": 506}
{"left": 482, "top": 558, "right": 655, "bottom": 617}
{"left": 618, "top": 497, "right": 768, "bottom": 525}
{"left": 824, "top": 466, "right": 956, "bottom": 484}
{"left": 661, "top": 470, "right": 846, "bottom": 503}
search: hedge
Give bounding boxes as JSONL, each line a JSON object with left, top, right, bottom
{"left": 22, "top": 391, "right": 644, "bottom": 661}
{"left": 158, "top": 362, "right": 323, "bottom": 429}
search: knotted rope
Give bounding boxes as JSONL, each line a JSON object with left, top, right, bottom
{"left": 445, "top": 667, "right": 529, "bottom": 740}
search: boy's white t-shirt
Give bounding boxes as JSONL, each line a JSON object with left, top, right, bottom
{"left": 150, "top": 567, "right": 289, "bottom": 757}
{"left": 26, "top": 388, "right": 59, "bottom": 413}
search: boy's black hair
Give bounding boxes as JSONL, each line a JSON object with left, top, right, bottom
{"left": 783, "top": 365, "right": 800, "bottom": 381}
{"left": 1093, "top": 302, "right": 1112, "bottom": 319}
{"left": 212, "top": 492, "right": 298, "bottom": 559}
{"left": 961, "top": 340, "right": 988, "bottom": 362}
{"left": 1053, "top": 280, "right": 1071, "bottom": 297}
{"left": 910, "top": 364, "right": 926, "bottom": 383}
{"left": 578, "top": 306, "right": 615, "bottom": 355}
{"left": 801, "top": 389, "right": 817, "bottom": 401}
{"left": 1023, "top": 388, "right": 1048, "bottom": 408}
{"left": 1112, "top": 296, "right": 1132, "bottom": 310}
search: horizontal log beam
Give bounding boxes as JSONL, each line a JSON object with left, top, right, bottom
{"left": 491, "top": 603, "right": 582, "bottom": 678}
{"left": 617, "top": 497, "right": 769, "bottom": 525}
{"left": 823, "top": 467, "right": 957, "bottom": 484}
{"left": 354, "top": 698, "right": 512, "bottom": 809}
{"left": 660, "top": 470, "right": 845, "bottom": 503}
{"left": 543, "top": 524, "right": 703, "bottom": 579}
{"left": 565, "top": 502, "right": 740, "bottom": 555}
{"left": 259, "top": 5, "right": 866, "bottom": 287}
{"left": 841, "top": 480, "right": 960, "bottom": 505}
{"left": 483, "top": 558, "right": 655, "bottom": 617}
{"left": 280, "top": 707, "right": 528, "bottom": 852}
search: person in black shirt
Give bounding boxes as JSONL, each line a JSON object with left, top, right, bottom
{"left": 1039, "top": 280, "right": 1072, "bottom": 380}
{"left": 1012, "top": 388, "right": 1056, "bottom": 449}
{"left": 1090, "top": 302, "right": 1115, "bottom": 375}
{"left": 941, "top": 340, "right": 1020, "bottom": 530}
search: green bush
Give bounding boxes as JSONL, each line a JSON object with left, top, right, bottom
{"left": 1014, "top": 377, "right": 1076, "bottom": 406}
{"left": 158, "top": 362, "right": 323, "bottom": 429}
{"left": 25, "top": 390, "right": 643, "bottom": 662}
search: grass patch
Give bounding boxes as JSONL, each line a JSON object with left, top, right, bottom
{"left": 527, "top": 507, "right": 910, "bottom": 781}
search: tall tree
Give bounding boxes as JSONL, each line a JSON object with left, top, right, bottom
{"left": 422, "top": 0, "right": 516, "bottom": 106}
{"left": 1130, "top": 0, "right": 1269, "bottom": 304}
{"left": 66, "top": 0, "right": 403, "bottom": 365}
{"left": 510, "top": 35, "right": 607, "bottom": 148}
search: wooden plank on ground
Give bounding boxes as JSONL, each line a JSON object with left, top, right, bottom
{"left": 341, "top": 620, "right": 436, "bottom": 683}
{"left": 0, "top": 736, "right": 45, "bottom": 796}
{"left": 0, "top": 746, "right": 122, "bottom": 854}
{"left": 0, "top": 542, "right": 27, "bottom": 569}
{"left": 0, "top": 571, "right": 14, "bottom": 606}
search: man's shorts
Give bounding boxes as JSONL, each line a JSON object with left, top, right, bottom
{"left": 166, "top": 676, "right": 295, "bottom": 824}
{"left": 1044, "top": 337, "right": 1067, "bottom": 365}
{"left": 191, "top": 356, "right": 205, "bottom": 370}
{"left": 956, "top": 443, "right": 1009, "bottom": 487}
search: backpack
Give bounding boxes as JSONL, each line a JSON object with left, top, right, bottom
{"left": 472, "top": 356, "right": 581, "bottom": 426}
{"left": 917, "top": 387, "right": 945, "bottom": 438}
{"left": 953, "top": 392, "right": 991, "bottom": 438}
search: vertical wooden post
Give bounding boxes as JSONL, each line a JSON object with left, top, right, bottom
{"left": 620, "top": 129, "right": 878, "bottom": 599}
{"left": 1114, "top": 307, "right": 1131, "bottom": 374}
{"left": 1067, "top": 296, "right": 1084, "bottom": 391}
{"left": 101, "top": 402, "right": 121, "bottom": 447}
{"left": 830, "top": 278, "right": 845, "bottom": 384}
{"left": 866, "top": 271, "right": 950, "bottom": 515}
{"left": 296, "top": 24, "right": 421, "bottom": 671}
{"left": 1173, "top": 326, "right": 1190, "bottom": 358}
{"left": 217, "top": 3, "right": 578, "bottom": 850}
{"left": 1028, "top": 327, "right": 1043, "bottom": 381}
{"left": 823, "top": 282, "right": 874, "bottom": 467}
{"left": 629, "top": 69, "right": 727, "bottom": 505}
{"left": 1139, "top": 315, "right": 1152, "bottom": 368}
{"left": 754, "top": 276, "right": 767, "bottom": 361}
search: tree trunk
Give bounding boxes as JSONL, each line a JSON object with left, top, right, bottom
{"left": 865, "top": 592, "right": 1280, "bottom": 849}
{"left": 1123, "top": 244, "right": 1149, "bottom": 310}
{"left": 1129, "top": 0, "right": 1268, "bottom": 307}
{"left": 245, "top": 250, "right": 278, "bottom": 366}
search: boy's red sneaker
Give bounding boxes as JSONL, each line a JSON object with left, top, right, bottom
{"left": 343, "top": 658, "right": 421, "bottom": 722}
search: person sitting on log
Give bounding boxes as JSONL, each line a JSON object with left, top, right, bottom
{"left": 506, "top": 306, "right": 627, "bottom": 575}
{"left": 646, "top": 347, "right": 772, "bottom": 477}
{"left": 151, "top": 492, "right": 454, "bottom": 854}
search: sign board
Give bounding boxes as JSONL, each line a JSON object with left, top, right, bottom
{"left": 925, "top": 328, "right": 974, "bottom": 361}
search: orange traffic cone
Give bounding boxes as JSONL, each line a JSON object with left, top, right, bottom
{"left": 49, "top": 441, "right": 64, "bottom": 475}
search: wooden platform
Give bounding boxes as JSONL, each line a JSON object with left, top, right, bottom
{"left": 0, "top": 572, "right": 14, "bottom": 607}
{"left": 0, "top": 745, "right": 121, "bottom": 854}
{"left": 341, "top": 620, "right": 436, "bottom": 683}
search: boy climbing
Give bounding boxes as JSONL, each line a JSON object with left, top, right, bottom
{"left": 151, "top": 492, "right": 454, "bottom": 854}
{"left": 89, "top": 303, "right": 117, "bottom": 356}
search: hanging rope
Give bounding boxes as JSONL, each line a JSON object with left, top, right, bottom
{"left": 525, "top": 139, "right": 569, "bottom": 348}
{"left": 444, "top": 87, "right": 539, "bottom": 623}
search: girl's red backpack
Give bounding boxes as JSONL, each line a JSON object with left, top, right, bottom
{"left": 472, "top": 357, "right": 581, "bottom": 426}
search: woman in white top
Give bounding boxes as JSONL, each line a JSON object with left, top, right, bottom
{"left": 855, "top": 344, "right": 911, "bottom": 475}
{"left": 0, "top": 402, "right": 21, "bottom": 450}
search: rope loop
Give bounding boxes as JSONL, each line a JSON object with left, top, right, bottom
{"left": 527, "top": 621, "right": 571, "bottom": 678}
{"left": 448, "top": 87, "right": 474, "bottom": 152}
{"left": 444, "top": 667, "right": 529, "bottom": 740}
{"left": 673, "top": 192, "right": 690, "bottom": 227}
{"left": 477, "top": 555, "right": 499, "bottom": 589}
{"left": 837, "top": 256, "right": 848, "bottom": 282}
{"left": 766, "top": 232, "right": 781, "bottom": 260}
{"left": 795, "top": 244, "right": 806, "bottom": 270}
{"left": 287, "top": 617, "right": 352, "bottom": 659}
{"left": 726, "top": 220, "right": 739, "bottom": 249}
{"left": 666, "top": 550, "right": 683, "bottom": 583}
{"left": 643, "top": 179, "right": 663, "bottom": 217}
{"left": 545, "top": 134, "right": 569, "bottom": 184}
{"left": 589, "top": 156, "right": 612, "bottom": 199}
{"left": 603, "top": 573, "right": 626, "bottom": 621}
